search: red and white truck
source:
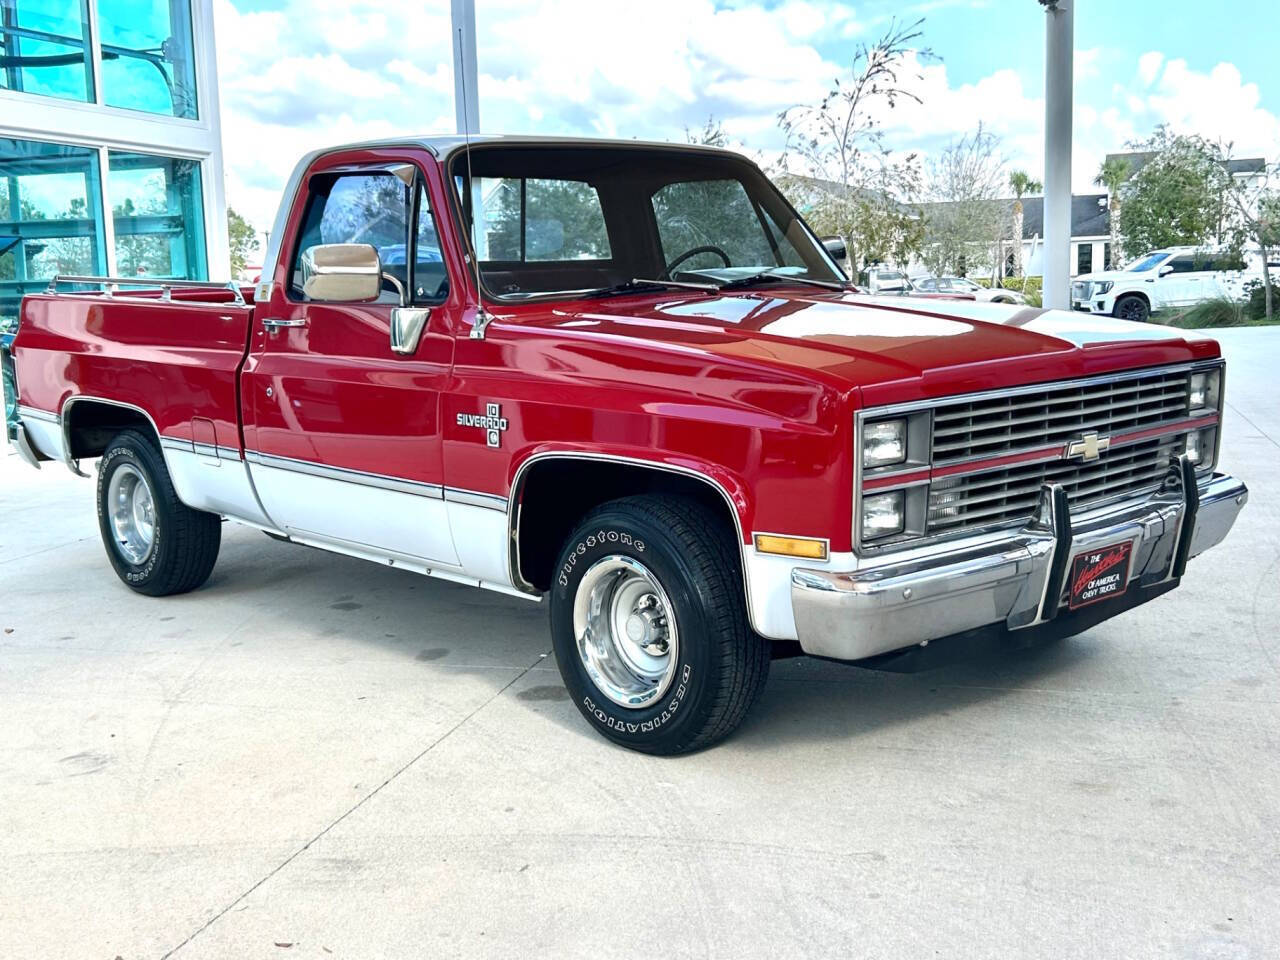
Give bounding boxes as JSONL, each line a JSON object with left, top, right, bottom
{"left": 3, "top": 136, "right": 1248, "bottom": 753}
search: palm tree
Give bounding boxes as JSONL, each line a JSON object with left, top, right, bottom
{"left": 1008, "top": 170, "right": 1042, "bottom": 279}
{"left": 1094, "top": 156, "right": 1131, "bottom": 268}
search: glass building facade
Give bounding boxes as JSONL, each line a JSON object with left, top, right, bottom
{"left": 0, "top": 0, "right": 226, "bottom": 331}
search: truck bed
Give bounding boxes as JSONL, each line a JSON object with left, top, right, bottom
{"left": 13, "top": 284, "right": 256, "bottom": 457}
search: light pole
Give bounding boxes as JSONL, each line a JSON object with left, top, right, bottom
{"left": 452, "top": 0, "right": 480, "bottom": 134}
{"left": 1041, "top": 0, "right": 1072, "bottom": 309}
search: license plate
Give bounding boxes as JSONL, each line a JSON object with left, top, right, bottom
{"left": 1068, "top": 541, "right": 1134, "bottom": 610}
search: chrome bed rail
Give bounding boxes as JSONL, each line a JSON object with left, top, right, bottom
{"left": 44, "top": 275, "right": 247, "bottom": 308}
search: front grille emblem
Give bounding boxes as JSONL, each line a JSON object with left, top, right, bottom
{"left": 1065, "top": 430, "right": 1110, "bottom": 462}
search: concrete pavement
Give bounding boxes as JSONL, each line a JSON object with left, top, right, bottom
{"left": 2, "top": 328, "right": 1277, "bottom": 959}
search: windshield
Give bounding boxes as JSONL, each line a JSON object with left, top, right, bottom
{"left": 1125, "top": 252, "right": 1170, "bottom": 272}
{"left": 450, "top": 145, "right": 843, "bottom": 300}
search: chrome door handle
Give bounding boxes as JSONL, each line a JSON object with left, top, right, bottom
{"left": 261, "top": 317, "right": 306, "bottom": 332}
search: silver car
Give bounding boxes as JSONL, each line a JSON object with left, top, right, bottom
{"left": 913, "top": 276, "right": 1027, "bottom": 304}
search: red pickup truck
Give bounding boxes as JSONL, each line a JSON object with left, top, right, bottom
{"left": 4, "top": 136, "right": 1248, "bottom": 754}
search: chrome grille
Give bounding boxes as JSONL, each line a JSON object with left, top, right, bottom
{"left": 927, "top": 435, "right": 1183, "bottom": 533}
{"left": 931, "top": 368, "right": 1191, "bottom": 464}
{"left": 1072, "top": 280, "right": 1093, "bottom": 300}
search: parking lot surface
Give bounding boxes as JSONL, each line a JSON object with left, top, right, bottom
{"left": 2, "top": 327, "right": 1277, "bottom": 959}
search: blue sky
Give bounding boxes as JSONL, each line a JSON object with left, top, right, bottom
{"left": 214, "top": 0, "right": 1279, "bottom": 230}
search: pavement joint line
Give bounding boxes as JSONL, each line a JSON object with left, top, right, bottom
{"left": 1225, "top": 399, "right": 1280, "bottom": 451}
{"left": 0, "top": 536, "right": 93, "bottom": 566}
{"left": 158, "top": 647, "right": 551, "bottom": 959}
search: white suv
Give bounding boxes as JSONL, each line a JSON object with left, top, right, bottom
{"left": 1072, "top": 247, "right": 1255, "bottom": 322}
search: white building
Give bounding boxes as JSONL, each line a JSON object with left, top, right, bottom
{"left": 0, "top": 0, "right": 227, "bottom": 329}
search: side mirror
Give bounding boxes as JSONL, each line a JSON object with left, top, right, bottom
{"left": 300, "top": 243, "right": 382, "bottom": 302}
{"left": 1157, "top": 264, "right": 1174, "bottom": 277}
{"left": 822, "top": 237, "right": 847, "bottom": 262}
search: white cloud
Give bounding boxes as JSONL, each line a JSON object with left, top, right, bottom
{"left": 1137, "top": 51, "right": 1164, "bottom": 87}
{"left": 211, "top": 0, "right": 1277, "bottom": 235}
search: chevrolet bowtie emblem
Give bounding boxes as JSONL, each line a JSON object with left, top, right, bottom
{"left": 1066, "top": 431, "right": 1110, "bottom": 462}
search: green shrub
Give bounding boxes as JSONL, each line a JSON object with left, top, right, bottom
{"left": 1163, "top": 297, "right": 1249, "bottom": 328}
{"left": 1244, "top": 283, "right": 1279, "bottom": 322}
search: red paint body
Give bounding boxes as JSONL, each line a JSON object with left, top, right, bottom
{"left": 13, "top": 145, "right": 1223, "bottom": 553}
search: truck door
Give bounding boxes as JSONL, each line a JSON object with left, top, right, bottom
{"left": 1158, "top": 253, "right": 1199, "bottom": 307}
{"left": 242, "top": 156, "right": 460, "bottom": 566}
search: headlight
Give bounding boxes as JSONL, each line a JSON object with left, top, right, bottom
{"left": 862, "top": 418, "right": 906, "bottom": 468}
{"left": 1185, "top": 426, "right": 1217, "bottom": 471}
{"left": 1095, "top": 281, "right": 1113, "bottom": 294}
{"left": 1189, "top": 369, "right": 1221, "bottom": 411}
{"left": 861, "top": 490, "right": 905, "bottom": 540}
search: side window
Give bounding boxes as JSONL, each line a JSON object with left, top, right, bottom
{"left": 290, "top": 172, "right": 447, "bottom": 304}
{"left": 467, "top": 176, "right": 611, "bottom": 262}
{"left": 651, "top": 178, "right": 777, "bottom": 273}
{"left": 917, "top": 278, "right": 937, "bottom": 292}
{"left": 1166, "top": 255, "right": 1196, "bottom": 274}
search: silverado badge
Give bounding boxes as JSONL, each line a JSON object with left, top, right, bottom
{"left": 457, "top": 402, "right": 509, "bottom": 448}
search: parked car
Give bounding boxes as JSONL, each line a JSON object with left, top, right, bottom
{"left": 1072, "top": 247, "right": 1258, "bottom": 322}
{"left": 4, "top": 136, "right": 1247, "bottom": 754}
{"left": 863, "top": 266, "right": 912, "bottom": 294}
{"left": 913, "top": 275, "right": 1027, "bottom": 305}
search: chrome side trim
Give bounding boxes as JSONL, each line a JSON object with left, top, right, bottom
{"left": 444, "top": 486, "right": 508, "bottom": 511}
{"left": 160, "top": 436, "right": 193, "bottom": 453}
{"left": 16, "top": 404, "right": 59, "bottom": 424}
{"left": 244, "top": 449, "right": 445, "bottom": 499}
{"left": 506, "top": 451, "right": 755, "bottom": 623}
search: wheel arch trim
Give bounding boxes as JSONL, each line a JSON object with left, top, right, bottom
{"left": 506, "top": 450, "right": 762, "bottom": 632}
{"left": 59, "top": 395, "right": 168, "bottom": 478}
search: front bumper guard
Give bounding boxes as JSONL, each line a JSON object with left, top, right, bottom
{"left": 791, "top": 459, "right": 1247, "bottom": 662}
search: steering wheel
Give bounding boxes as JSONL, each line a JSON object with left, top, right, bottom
{"left": 661, "top": 244, "right": 731, "bottom": 279}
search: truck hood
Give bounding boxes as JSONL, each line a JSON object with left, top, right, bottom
{"left": 504, "top": 290, "right": 1219, "bottom": 406}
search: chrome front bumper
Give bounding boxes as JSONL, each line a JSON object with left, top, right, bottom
{"left": 791, "top": 463, "right": 1247, "bottom": 662}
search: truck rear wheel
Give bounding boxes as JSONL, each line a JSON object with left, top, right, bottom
{"left": 548, "top": 495, "right": 769, "bottom": 755}
{"left": 97, "top": 430, "right": 221, "bottom": 596}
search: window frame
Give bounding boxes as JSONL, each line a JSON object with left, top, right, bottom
{"left": 285, "top": 165, "right": 450, "bottom": 307}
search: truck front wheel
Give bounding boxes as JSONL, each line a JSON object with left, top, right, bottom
{"left": 1113, "top": 294, "right": 1150, "bottom": 322}
{"left": 548, "top": 495, "right": 769, "bottom": 755}
{"left": 96, "top": 430, "right": 221, "bottom": 596}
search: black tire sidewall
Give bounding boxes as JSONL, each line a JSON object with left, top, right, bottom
{"left": 1116, "top": 296, "right": 1149, "bottom": 322}
{"left": 97, "top": 436, "right": 171, "bottom": 590}
{"left": 549, "top": 507, "right": 725, "bottom": 752}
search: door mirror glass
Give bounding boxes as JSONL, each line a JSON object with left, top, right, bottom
{"left": 300, "top": 243, "right": 382, "bottom": 302}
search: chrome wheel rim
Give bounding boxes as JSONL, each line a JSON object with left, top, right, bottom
{"left": 573, "top": 555, "right": 679, "bottom": 710}
{"left": 108, "top": 463, "right": 156, "bottom": 564}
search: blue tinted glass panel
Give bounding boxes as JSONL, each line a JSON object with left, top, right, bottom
{"left": 99, "top": 0, "right": 197, "bottom": 118}
{"left": 0, "top": 0, "right": 94, "bottom": 102}
{"left": 1, "top": 137, "right": 107, "bottom": 332}
{"left": 108, "top": 151, "right": 206, "bottom": 280}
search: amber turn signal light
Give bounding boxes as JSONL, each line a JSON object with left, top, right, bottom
{"left": 754, "top": 534, "right": 829, "bottom": 561}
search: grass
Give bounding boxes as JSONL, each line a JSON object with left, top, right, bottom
{"left": 1161, "top": 296, "right": 1279, "bottom": 329}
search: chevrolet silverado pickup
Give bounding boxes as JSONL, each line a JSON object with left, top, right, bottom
{"left": 3, "top": 136, "right": 1248, "bottom": 754}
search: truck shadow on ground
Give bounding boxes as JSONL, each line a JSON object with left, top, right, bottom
{"left": 199, "top": 524, "right": 1105, "bottom": 752}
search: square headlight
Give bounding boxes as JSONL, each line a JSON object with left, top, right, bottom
{"left": 863, "top": 418, "right": 906, "bottom": 469}
{"left": 862, "top": 490, "right": 905, "bottom": 541}
{"left": 1189, "top": 368, "right": 1221, "bottom": 411}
